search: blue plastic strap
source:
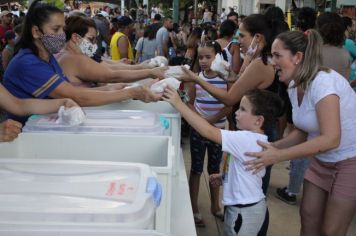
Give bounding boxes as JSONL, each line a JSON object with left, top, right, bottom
{"left": 159, "top": 115, "right": 170, "bottom": 130}
{"left": 146, "top": 177, "right": 162, "bottom": 207}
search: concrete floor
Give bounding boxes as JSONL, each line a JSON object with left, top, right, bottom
{"left": 181, "top": 137, "right": 356, "bottom": 236}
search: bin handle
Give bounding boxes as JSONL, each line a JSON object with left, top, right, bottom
{"left": 159, "top": 115, "right": 170, "bottom": 129}
{"left": 146, "top": 177, "right": 162, "bottom": 207}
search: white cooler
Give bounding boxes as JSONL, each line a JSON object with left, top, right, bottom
{"left": 0, "top": 134, "right": 173, "bottom": 234}
{"left": 0, "top": 159, "right": 161, "bottom": 230}
{"left": 84, "top": 101, "right": 182, "bottom": 172}
{"left": 23, "top": 108, "right": 181, "bottom": 175}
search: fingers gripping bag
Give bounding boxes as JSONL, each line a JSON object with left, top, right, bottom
{"left": 164, "top": 65, "right": 190, "bottom": 79}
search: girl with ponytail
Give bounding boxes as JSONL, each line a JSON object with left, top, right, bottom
{"left": 245, "top": 29, "right": 356, "bottom": 235}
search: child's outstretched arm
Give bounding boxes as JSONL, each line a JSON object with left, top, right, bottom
{"left": 163, "top": 86, "right": 222, "bottom": 145}
{"left": 0, "top": 84, "right": 78, "bottom": 116}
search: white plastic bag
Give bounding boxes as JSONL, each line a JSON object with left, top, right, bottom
{"left": 210, "top": 54, "right": 230, "bottom": 79}
{"left": 164, "top": 65, "right": 190, "bottom": 78}
{"left": 150, "top": 77, "right": 181, "bottom": 94}
{"left": 56, "top": 106, "right": 86, "bottom": 126}
{"left": 148, "top": 56, "right": 168, "bottom": 67}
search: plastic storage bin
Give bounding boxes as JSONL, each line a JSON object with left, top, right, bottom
{"left": 23, "top": 110, "right": 167, "bottom": 135}
{"left": 84, "top": 101, "right": 181, "bottom": 174}
{"left": 0, "top": 159, "right": 161, "bottom": 229}
{"left": 0, "top": 229, "right": 168, "bottom": 236}
{"left": 0, "top": 134, "right": 173, "bottom": 234}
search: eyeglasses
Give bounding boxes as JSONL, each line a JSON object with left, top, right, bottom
{"left": 85, "top": 37, "right": 97, "bottom": 44}
{"left": 78, "top": 34, "right": 97, "bottom": 44}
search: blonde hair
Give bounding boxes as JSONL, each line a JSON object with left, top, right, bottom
{"left": 276, "top": 29, "right": 328, "bottom": 90}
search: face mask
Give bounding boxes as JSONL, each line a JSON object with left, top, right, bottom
{"left": 78, "top": 37, "right": 98, "bottom": 57}
{"left": 40, "top": 32, "right": 66, "bottom": 54}
{"left": 246, "top": 35, "right": 258, "bottom": 57}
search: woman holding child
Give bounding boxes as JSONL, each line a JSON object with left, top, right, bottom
{"left": 245, "top": 30, "right": 356, "bottom": 236}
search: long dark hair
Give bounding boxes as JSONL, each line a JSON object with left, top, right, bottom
{"left": 15, "top": 0, "right": 63, "bottom": 55}
{"left": 242, "top": 14, "right": 279, "bottom": 65}
{"left": 199, "top": 40, "right": 222, "bottom": 55}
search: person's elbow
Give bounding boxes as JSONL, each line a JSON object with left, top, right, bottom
{"left": 324, "top": 131, "right": 341, "bottom": 151}
{"left": 232, "top": 64, "right": 241, "bottom": 74}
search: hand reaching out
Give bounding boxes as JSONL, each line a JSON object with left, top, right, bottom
{"left": 132, "top": 79, "right": 162, "bottom": 103}
{"left": 244, "top": 140, "right": 281, "bottom": 174}
{"left": 151, "top": 66, "right": 168, "bottom": 80}
{"left": 0, "top": 119, "right": 22, "bottom": 142}
{"left": 63, "top": 98, "right": 79, "bottom": 108}
{"left": 119, "top": 58, "right": 132, "bottom": 64}
{"left": 140, "top": 60, "right": 156, "bottom": 69}
{"left": 162, "top": 86, "right": 183, "bottom": 107}
{"left": 178, "top": 66, "right": 199, "bottom": 82}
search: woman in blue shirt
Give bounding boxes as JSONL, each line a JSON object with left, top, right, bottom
{"left": 4, "top": 0, "right": 160, "bottom": 124}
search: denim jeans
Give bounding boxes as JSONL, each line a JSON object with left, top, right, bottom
{"left": 287, "top": 158, "right": 311, "bottom": 195}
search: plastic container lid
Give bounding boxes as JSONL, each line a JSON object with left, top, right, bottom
{"left": 0, "top": 228, "right": 168, "bottom": 236}
{"left": 23, "top": 110, "right": 168, "bottom": 135}
{"left": 0, "top": 159, "right": 161, "bottom": 229}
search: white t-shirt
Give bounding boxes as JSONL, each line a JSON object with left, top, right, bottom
{"left": 288, "top": 70, "right": 356, "bottom": 162}
{"left": 151, "top": 7, "right": 158, "bottom": 19}
{"left": 221, "top": 130, "right": 267, "bottom": 205}
{"left": 220, "top": 12, "right": 227, "bottom": 22}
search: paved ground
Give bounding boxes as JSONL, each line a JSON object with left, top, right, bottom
{"left": 181, "top": 137, "right": 356, "bottom": 236}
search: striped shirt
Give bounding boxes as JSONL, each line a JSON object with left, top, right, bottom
{"left": 194, "top": 72, "right": 228, "bottom": 128}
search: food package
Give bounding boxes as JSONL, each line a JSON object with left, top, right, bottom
{"left": 148, "top": 56, "right": 169, "bottom": 67}
{"left": 210, "top": 54, "right": 230, "bottom": 79}
{"left": 56, "top": 106, "right": 86, "bottom": 126}
{"left": 164, "top": 65, "right": 190, "bottom": 79}
{"left": 150, "top": 77, "right": 181, "bottom": 94}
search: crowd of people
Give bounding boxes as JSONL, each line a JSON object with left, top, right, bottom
{"left": 0, "top": 1, "right": 355, "bottom": 235}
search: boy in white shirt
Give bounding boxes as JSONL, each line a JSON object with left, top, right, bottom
{"left": 163, "top": 88, "right": 283, "bottom": 236}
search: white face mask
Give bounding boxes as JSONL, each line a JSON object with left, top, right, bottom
{"left": 78, "top": 37, "right": 98, "bottom": 57}
{"left": 246, "top": 35, "right": 258, "bottom": 57}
